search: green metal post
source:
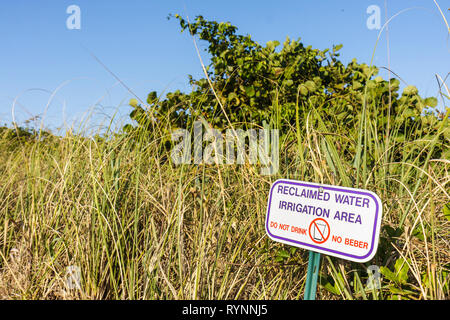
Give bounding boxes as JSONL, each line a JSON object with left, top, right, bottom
{"left": 304, "top": 251, "right": 321, "bottom": 300}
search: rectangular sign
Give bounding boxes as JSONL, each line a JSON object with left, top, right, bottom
{"left": 265, "top": 179, "right": 383, "bottom": 262}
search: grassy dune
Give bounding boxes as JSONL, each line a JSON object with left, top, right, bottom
{"left": 0, "top": 2, "right": 449, "bottom": 300}
{"left": 0, "top": 98, "right": 448, "bottom": 300}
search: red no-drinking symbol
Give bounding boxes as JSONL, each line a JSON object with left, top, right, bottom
{"left": 308, "top": 218, "right": 330, "bottom": 244}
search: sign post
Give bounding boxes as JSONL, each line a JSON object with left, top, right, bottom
{"left": 304, "top": 251, "right": 321, "bottom": 300}
{"left": 265, "top": 179, "right": 383, "bottom": 300}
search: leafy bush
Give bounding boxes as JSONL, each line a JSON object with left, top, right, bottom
{"left": 127, "top": 15, "right": 448, "bottom": 172}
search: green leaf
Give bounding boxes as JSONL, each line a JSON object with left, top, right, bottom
{"left": 147, "top": 91, "right": 158, "bottom": 104}
{"left": 333, "top": 44, "right": 343, "bottom": 52}
{"left": 266, "top": 40, "right": 280, "bottom": 50}
{"left": 380, "top": 266, "right": 397, "bottom": 283}
{"left": 123, "top": 124, "right": 134, "bottom": 132}
{"left": 443, "top": 203, "right": 450, "bottom": 222}
{"left": 322, "top": 282, "right": 341, "bottom": 295}
{"left": 411, "top": 223, "right": 433, "bottom": 241}
{"left": 304, "top": 80, "right": 316, "bottom": 92}
{"left": 352, "top": 81, "right": 363, "bottom": 90}
{"left": 245, "top": 86, "right": 255, "bottom": 97}
{"left": 319, "top": 275, "right": 341, "bottom": 295}
{"left": 129, "top": 98, "right": 139, "bottom": 108}
{"left": 276, "top": 249, "right": 290, "bottom": 259}
{"left": 388, "top": 285, "right": 415, "bottom": 296}
{"left": 384, "top": 225, "right": 403, "bottom": 238}
{"left": 403, "top": 85, "right": 418, "bottom": 96}
{"left": 298, "top": 85, "right": 308, "bottom": 96}
{"left": 424, "top": 97, "right": 438, "bottom": 108}
{"left": 394, "top": 258, "right": 409, "bottom": 285}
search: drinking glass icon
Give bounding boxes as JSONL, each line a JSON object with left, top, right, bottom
{"left": 313, "top": 222, "right": 327, "bottom": 241}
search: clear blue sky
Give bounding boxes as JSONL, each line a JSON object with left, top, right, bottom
{"left": 0, "top": 0, "right": 448, "bottom": 133}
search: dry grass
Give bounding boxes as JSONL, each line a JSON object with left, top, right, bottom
{"left": 0, "top": 107, "right": 448, "bottom": 300}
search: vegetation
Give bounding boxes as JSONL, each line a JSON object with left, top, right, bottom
{"left": 0, "top": 15, "right": 448, "bottom": 300}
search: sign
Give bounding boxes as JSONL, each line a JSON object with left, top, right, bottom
{"left": 265, "top": 179, "right": 382, "bottom": 262}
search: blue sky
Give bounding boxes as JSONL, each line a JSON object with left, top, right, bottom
{"left": 0, "top": 0, "right": 448, "bottom": 133}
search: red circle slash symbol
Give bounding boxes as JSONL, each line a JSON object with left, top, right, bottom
{"left": 308, "top": 218, "right": 330, "bottom": 244}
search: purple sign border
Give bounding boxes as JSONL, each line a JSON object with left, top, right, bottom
{"left": 265, "top": 180, "right": 381, "bottom": 261}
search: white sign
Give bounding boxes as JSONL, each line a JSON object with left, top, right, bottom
{"left": 265, "top": 179, "right": 383, "bottom": 262}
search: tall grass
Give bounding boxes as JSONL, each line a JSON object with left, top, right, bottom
{"left": 0, "top": 2, "right": 449, "bottom": 300}
{"left": 0, "top": 87, "right": 448, "bottom": 300}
